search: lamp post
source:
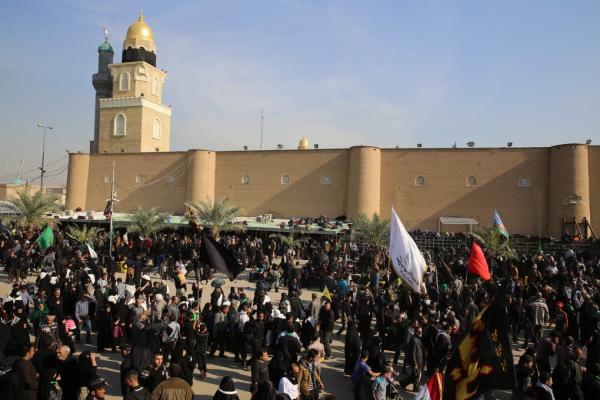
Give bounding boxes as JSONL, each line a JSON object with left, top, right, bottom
{"left": 36, "top": 123, "right": 53, "bottom": 191}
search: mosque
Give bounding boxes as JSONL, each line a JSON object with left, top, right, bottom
{"left": 65, "top": 13, "right": 599, "bottom": 238}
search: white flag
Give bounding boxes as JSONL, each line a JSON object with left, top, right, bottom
{"left": 390, "top": 207, "right": 427, "bottom": 293}
{"left": 86, "top": 243, "right": 98, "bottom": 259}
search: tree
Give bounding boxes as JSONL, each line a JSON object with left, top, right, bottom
{"left": 126, "top": 206, "right": 167, "bottom": 238}
{"left": 352, "top": 213, "right": 390, "bottom": 248}
{"left": 472, "top": 226, "right": 516, "bottom": 259}
{"left": 11, "top": 190, "right": 60, "bottom": 230}
{"left": 269, "top": 232, "right": 308, "bottom": 260}
{"left": 65, "top": 224, "right": 99, "bottom": 245}
{"left": 185, "top": 197, "right": 241, "bottom": 238}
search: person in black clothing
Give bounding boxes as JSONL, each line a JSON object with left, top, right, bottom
{"left": 140, "top": 352, "right": 167, "bottom": 392}
{"left": 318, "top": 301, "right": 335, "bottom": 359}
{"left": 278, "top": 324, "right": 302, "bottom": 364}
{"left": 124, "top": 370, "right": 151, "bottom": 400}
{"left": 213, "top": 376, "right": 240, "bottom": 400}
{"left": 582, "top": 363, "right": 600, "bottom": 400}
{"left": 344, "top": 320, "right": 361, "bottom": 375}
{"left": 399, "top": 325, "right": 424, "bottom": 392}
{"left": 56, "top": 345, "right": 81, "bottom": 400}
{"left": 77, "top": 351, "right": 99, "bottom": 392}
{"left": 119, "top": 344, "right": 134, "bottom": 396}
{"left": 250, "top": 349, "right": 269, "bottom": 394}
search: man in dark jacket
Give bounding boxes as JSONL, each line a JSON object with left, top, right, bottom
{"left": 318, "top": 301, "right": 335, "bottom": 359}
{"left": 278, "top": 324, "right": 302, "bottom": 364}
{"left": 14, "top": 343, "right": 38, "bottom": 400}
{"left": 56, "top": 345, "right": 81, "bottom": 400}
{"left": 582, "top": 363, "right": 600, "bottom": 400}
{"left": 567, "top": 346, "right": 585, "bottom": 400}
{"left": 399, "top": 325, "right": 424, "bottom": 392}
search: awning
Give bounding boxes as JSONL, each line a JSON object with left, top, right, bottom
{"left": 438, "top": 216, "right": 479, "bottom": 232}
{"left": 0, "top": 201, "right": 19, "bottom": 214}
{"left": 439, "top": 217, "right": 479, "bottom": 225}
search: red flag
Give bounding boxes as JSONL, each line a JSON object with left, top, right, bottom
{"left": 468, "top": 242, "right": 491, "bottom": 280}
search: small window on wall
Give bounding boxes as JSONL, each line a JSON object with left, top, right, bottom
{"left": 104, "top": 175, "right": 111, "bottom": 184}
{"left": 518, "top": 177, "right": 530, "bottom": 187}
{"left": 119, "top": 72, "right": 130, "bottom": 91}
{"left": 135, "top": 175, "right": 144, "bottom": 184}
{"left": 281, "top": 175, "right": 290, "bottom": 184}
{"left": 152, "top": 118, "right": 161, "bottom": 139}
{"left": 466, "top": 176, "right": 477, "bottom": 186}
{"left": 321, "top": 175, "right": 331, "bottom": 185}
{"left": 114, "top": 113, "right": 126, "bottom": 136}
{"left": 242, "top": 175, "right": 251, "bottom": 184}
{"left": 415, "top": 176, "right": 426, "bottom": 186}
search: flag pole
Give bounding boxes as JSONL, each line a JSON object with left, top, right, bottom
{"left": 108, "top": 160, "right": 115, "bottom": 260}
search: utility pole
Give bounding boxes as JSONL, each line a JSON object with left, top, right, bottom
{"left": 260, "top": 108, "right": 265, "bottom": 150}
{"left": 36, "top": 123, "right": 53, "bottom": 191}
{"left": 108, "top": 160, "right": 116, "bottom": 260}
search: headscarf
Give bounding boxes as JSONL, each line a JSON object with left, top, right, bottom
{"left": 213, "top": 376, "right": 240, "bottom": 400}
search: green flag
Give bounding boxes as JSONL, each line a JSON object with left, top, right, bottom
{"left": 36, "top": 226, "right": 54, "bottom": 250}
{"left": 537, "top": 240, "right": 543, "bottom": 254}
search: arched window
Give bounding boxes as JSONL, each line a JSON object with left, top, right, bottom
{"left": 135, "top": 175, "right": 144, "bottom": 184}
{"left": 415, "top": 176, "right": 426, "bottom": 186}
{"left": 242, "top": 175, "right": 251, "bottom": 184}
{"left": 119, "top": 72, "right": 130, "bottom": 91}
{"left": 281, "top": 175, "right": 290, "bottom": 184}
{"left": 518, "top": 177, "right": 530, "bottom": 187}
{"left": 321, "top": 175, "right": 331, "bottom": 185}
{"left": 113, "top": 113, "right": 126, "bottom": 136}
{"left": 152, "top": 77, "right": 159, "bottom": 95}
{"left": 466, "top": 176, "right": 477, "bottom": 186}
{"left": 152, "top": 118, "right": 161, "bottom": 139}
{"left": 104, "top": 175, "right": 111, "bottom": 184}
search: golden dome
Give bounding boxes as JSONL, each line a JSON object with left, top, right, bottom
{"left": 298, "top": 136, "right": 310, "bottom": 150}
{"left": 123, "top": 11, "right": 156, "bottom": 53}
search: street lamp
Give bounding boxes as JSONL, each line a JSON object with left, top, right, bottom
{"left": 36, "top": 123, "right": 53, "bottom": 190}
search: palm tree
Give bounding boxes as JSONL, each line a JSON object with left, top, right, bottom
{"left": 352, "top": 213, "right": 390, "bottom": 248}
{"left": 472, "top": 226, "right": 516, "bottom": 259}
{"left": 185, "top": 197, "right": 241, "bottom": 238}
{"left": 65, "top": 224, "right": 99, "bottom": 245}
{"left": 269, "top": 232, "right": 308, "bottom": 260}
{"left": 11, "top": 190, "right": 60, "bottom": 230}
{"left": 126, "top": 206, "right": 167, "bottom": 238}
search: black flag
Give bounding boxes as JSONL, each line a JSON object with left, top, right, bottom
{"left": 199, "top": 235, "right": 243, "bottom": 281}
{"left": 443, "top": 293, "right": 516, "bottom": 400}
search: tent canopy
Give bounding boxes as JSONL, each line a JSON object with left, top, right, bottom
{"left": 438, "top": 216, "right": 479, "bottom": 232}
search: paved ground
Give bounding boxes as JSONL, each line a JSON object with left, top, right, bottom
{"left": 1, "top": 267, "right": 524, "bottom": 399}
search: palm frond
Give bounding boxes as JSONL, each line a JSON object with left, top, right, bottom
{"left": 126, "top": 206, "right": 168, "bottom": 238}
{"left": 11, "top": 190, "right": 60, "bottom": 230}
{"left": 472, "top": 226, "right": 517, "bottom": 260}
{"left": 66, "top": 225, "right": 99, "bottom": 244}
{"left": 351, "top": 213, "right": 390, "bottom": 248}
{"left": 185, "top": 197, "right": 242, "bottom": 238}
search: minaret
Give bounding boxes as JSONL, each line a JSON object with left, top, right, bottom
{"left": 91, "top": 28, "right": 114, "bottom": 153}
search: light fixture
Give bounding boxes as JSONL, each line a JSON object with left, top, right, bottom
{"left": 417, "top": 143, "right": 422, "bottom": 148}
{"left": 507, "top": 142, "right": 513, "bottom": 147}
{"left": 314, "top": 144, "right": 319, "bottom": 149}
{"left": 467, "top": 141, "right": 475, "bottom": 148}
{"left": 586, "top": 139, "right": 592, "bottom": 145}
{"left": 277, "top": 144, "right": 283, "bottom": 150}
{"left": 243, "top": 145, "right": 248, "bottom": 150}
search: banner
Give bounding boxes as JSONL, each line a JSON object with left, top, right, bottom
{"left": 390, "top": 208, "right": 427, "bottom": 293}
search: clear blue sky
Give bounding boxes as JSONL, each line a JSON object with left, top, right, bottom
{"left": 1, "top": 0, "right": 599, "bottom": 184}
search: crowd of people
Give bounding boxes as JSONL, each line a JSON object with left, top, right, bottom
{"left": 0, "top": 220, "right": 599, "bottom": 400}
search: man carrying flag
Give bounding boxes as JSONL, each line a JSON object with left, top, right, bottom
{"left": 443, "top": 293, "right": 516, "bottom": 399}
{"left": 390, "top": 208, "right": 427, "bottom": 293}
{"left": 492, "top": 210, "right": 509, "bottom": 239}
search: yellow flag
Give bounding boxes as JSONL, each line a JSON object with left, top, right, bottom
{"left": 322, "top": 286, "right": 332, "bottom": 302}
